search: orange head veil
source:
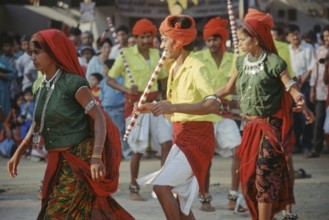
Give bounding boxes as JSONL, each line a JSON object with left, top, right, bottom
{"left": 243, "top": 8, "right": 278, "bottom": 54}
{"left": 32, "top": 29, "right": 84, "bottom": 77}
{"left": 203, "top": 17, "right": 229, "bottom": 52}
{"left": 159, "top": 15, "right": 197, "bottom": 50}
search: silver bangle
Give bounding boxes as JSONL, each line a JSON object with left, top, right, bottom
{"left": 204, "top": 95, "right": 222, "bottom": 105}
{"left": 285, "top": 79, "right": 297, "bottom": 92}
{"left": 85, "top": 99, "right": 98, "bottom": 114}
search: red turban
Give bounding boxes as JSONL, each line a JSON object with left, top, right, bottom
{"left": 159, "top": 15, "right": 197, "bottom": 51}
{"left": 32, "top": 29, "right": 84, "bottom": 77}
{"left": 243, "top": 8, "right": 278, "bottom": 54}
{"left": 132, "top": 18, "right": 157, "bottom": 37}
{"left": 203, "top": 17, "right": 229, "bottom": 52}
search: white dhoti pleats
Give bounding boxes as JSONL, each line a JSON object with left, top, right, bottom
{"left": 137, "top": 144, "right": 198, "bottom": 215}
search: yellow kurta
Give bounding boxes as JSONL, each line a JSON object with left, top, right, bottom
{"left": 167, "top": 54, "right": 218, "bottom": 122}
{"left": 194, "top": 49, "right": 235, "bottom": 121}
{"left": 274, "top": 40, "right": 295, "bottom": 78}
{"left": 108, "top": 45, "right": 167, "bottom": 92}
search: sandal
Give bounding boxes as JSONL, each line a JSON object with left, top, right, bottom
{"left": 282, "top": 212, "right": 298, "bottom": 220}
{"left": 227, "top": 193, "right": 247, "bottom": 213}
{"left": 294, "top": 168, "right": 311, "bottom": 179}
{"left": 129, "top": 184, "right": 140, "bottom": 193}
{"left": 129, "top": 184, "right": 146, "bottom": 201}
{"left": 306, "top": 151, "right": 320, "bottom": 158}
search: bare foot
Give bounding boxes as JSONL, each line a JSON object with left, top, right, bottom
{"left": 129, "top": 192, "right": 146, "bottom": 201}
{"left": 200, "top": 202, "right": 215, "bottom": 212}
{"left": 36, "top": 192, "right": 42, "bottom": 200}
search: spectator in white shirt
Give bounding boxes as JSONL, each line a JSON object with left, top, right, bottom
{"left": 287, "top": 24, "right": 315, "bottom": 155}
{"left": 109, "top": 25, "right": 129, "bottom": 59}
{"left": 310, "top": 26, "right": 329, "bottom": 157}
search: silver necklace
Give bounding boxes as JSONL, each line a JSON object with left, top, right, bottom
{"left": 243, "top": 52, "right": 267, "bottom": 75}
{"left": 44, "top": 69, "right": 60, "bottom": 90}
{"left": 31, "top": 69, "right": 62, "bottom": 147}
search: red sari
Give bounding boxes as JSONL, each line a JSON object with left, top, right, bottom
{"left": 33, "top": 29, "right": 134, "bottom": 220}
{"left": 238, "top": 91, "right": 295, "bottom": 220}
{"left": 37, "top": 111, "right": 134, "bottom": 220}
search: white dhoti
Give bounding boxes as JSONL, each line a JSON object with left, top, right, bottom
{"left": 126, "top": 113, "right": 172, "bottom": 154}
{"left": 214, "top": 118, "right": 241, "bottom": 157}
{"left": 137, "top": 144, "right": 198, "bottom": 215}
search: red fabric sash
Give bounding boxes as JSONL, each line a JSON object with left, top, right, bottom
{"left": 124, "top": 91, "right": 159, "bottom": 119}
{"left": 237, "top": 90, "right": 294, "bottom": 220}
{"left": 37, "top": 111, "right": 134, "bottom": 220}
{"left": 173, "top": 121, "right": 215, "bottom": 194}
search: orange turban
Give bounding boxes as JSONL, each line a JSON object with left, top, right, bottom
{"left": 243, "top": 8, "right": 277, "bottom": 54}
{"left": 203, "top": 17, "right": 229, "bottom": 52}
{"left": 159, "top": 15, "right": 197, "bottom": 50}
{"left": 132, "top": 18, "right": 157, "bottom": 37}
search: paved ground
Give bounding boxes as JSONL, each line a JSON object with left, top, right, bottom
{"left": 0, "top": 154, "right": 329, "bottom": 220}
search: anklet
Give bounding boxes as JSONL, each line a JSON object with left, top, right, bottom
{"left": 199, "top": 193, "right": 212, "bottom": 204}
{"left": 129, "top": 184, "right": 140, "bottom": 193}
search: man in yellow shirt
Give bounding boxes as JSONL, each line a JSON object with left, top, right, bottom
{"left": 194, "top": 17, "right": 246, "bottom": 213}
{"left": 107, "top": 18, "right": 172, "bottom": 201}
{"left": 271, "top": 26, "right": 295, "bottom": 78}
{"left": 137, "top": 15, "right": 221, "bottom": 220}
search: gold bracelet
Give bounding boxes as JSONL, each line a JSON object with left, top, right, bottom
{"left": 91, "top": 153, "right": 102, "bottom": 159}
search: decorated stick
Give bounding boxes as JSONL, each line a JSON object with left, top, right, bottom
{"left": 123, "top": 51, "right": 168, "bottom": 140}
{"left": 106, "top": 17, "right": 135, "bottom": 85}
{"left": 227, "top": 0, "right": 239, "bottom": 55}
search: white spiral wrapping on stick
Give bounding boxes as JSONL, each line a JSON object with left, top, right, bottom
{"left": 123, "top": 51, "right": 168, "bottom": 140}
{"left": 227, "top": 0, "right": 239, "bottom": 56}
{"left": 106, "top": 17, "right": 135, "bottom": 85}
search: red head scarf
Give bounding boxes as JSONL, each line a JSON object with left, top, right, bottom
{"left": 243, "top": 8, "right": 278, "bottom": 54}
{"left": 32, "top": 29, "right": 84, "bottom": 77}
{"left": 203, "top": 17, "right": 229, "bottom": 52}
{"left": 132, "top": 18, "right": 157, "bottom": 37}
{"left": 159, "top": 15, "right": 197, "bottom": 50}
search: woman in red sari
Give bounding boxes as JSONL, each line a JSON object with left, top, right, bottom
{"left": 217, "top": 9, "right": 314, "bottom": 220}
{"left": 7, "top": 29, "right": 134, "bottom": 220}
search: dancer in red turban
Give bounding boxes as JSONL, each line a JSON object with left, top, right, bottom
{"left": 217, "top": 9, "right": 314, "bottom": 220}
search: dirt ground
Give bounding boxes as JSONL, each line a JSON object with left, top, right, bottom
{"left": 0, "top": 154, "right": 329, "bottom": 220}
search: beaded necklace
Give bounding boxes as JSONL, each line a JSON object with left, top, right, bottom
{"left": 31, "top": 69, "right": 62, "bottom": 147}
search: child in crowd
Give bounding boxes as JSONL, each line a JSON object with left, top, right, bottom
{"left": 89, "top": 72, "right": 103, "bottom": 104}
{"left": 99, "top": 59, "right": 130, "bottom": 159}
{"left": 0, "top": 93, "right": 24, "bottom": 158}
{"left": 79, "top": 44, "right": 95, "bottom": 73}
{"left": 18, "top": 87, "right": 34, "bottom": 139}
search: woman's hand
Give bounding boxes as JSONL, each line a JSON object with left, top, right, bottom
{"left": 90, "top": 158, "right": 106, "bottom": 182}
{"left": 7, "top": 153, "right": 21, "bottom": 178}
{"left": 292, "top": 94, "right": 306, "bottom": 112}
{"left": 152, "top": 101, "right": 174, "bottom": 117}
{"left": 293, "top": 94, "right": 314, "bottom": 124}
